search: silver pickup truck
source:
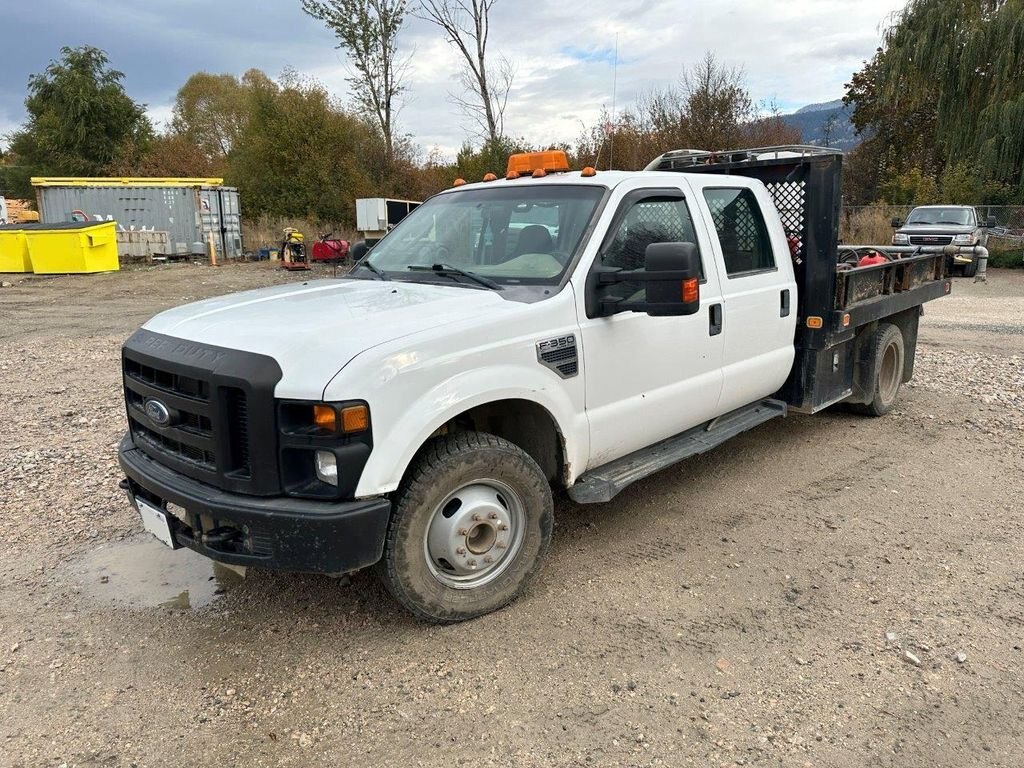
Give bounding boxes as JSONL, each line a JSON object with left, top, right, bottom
{"left": 892, "top": 205, "right": 996, "bottom": 277}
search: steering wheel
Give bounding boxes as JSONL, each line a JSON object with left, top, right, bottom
{"left": 413, "top": 239, "right": 451, "bottom": 262}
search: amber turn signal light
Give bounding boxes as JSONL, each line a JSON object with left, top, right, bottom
{"left": 341, "top": 405, "right": 370, "bottom": 434}
{"left": 681, "top": 277, "right": 699, "bottom": 304}
{"left": 313, "top": 404, "right": 337, "bottom": 431}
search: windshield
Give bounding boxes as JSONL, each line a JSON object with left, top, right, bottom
{"left": 365, "top": 185, "right": 605, "bottom": 285}
{"left": 907, "top": 207, "right": 975, "bottom": 226}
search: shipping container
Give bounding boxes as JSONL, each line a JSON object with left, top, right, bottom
{"left": 32, "top": 178, "right": 243, "bottom": 259}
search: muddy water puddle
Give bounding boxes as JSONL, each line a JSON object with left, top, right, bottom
{"left": 68, "top": 535, "right": 246, "bottom": 609}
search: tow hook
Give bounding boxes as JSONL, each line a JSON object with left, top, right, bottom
{"left": 202, "top": 527, "right": 244, "bottom": 548}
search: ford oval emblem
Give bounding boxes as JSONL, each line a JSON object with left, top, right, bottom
{"left": 144, "top": 399, "right": 172, "bottom": 426}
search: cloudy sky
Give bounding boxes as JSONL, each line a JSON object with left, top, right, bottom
{"left": 0, "top": 0, "right": 906, "bottom": 157}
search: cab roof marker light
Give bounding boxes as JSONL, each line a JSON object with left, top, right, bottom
{"left": 581, "top": 167, "right": 598, "bottom": 177}
{"left": 452, "top": 178, "right": 467, "bottom": 187}
{"left": 506, "top": 170, "right": 520, "bottom": 180}
{"left": 506, "top": 150, "right": 571, "bottom": 177}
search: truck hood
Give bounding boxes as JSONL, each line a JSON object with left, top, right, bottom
{"left": 897, "top": 224, "right": 976, "bottom": 236}
{"left": 143, "top": 278, "right": 511, "bottom": 398}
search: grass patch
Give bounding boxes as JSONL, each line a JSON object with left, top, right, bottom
{"left": 987, "top": 248, "right": 1024, "bottom": 268}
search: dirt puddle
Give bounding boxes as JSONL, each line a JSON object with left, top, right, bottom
{"left": 68, "top": 535, "right": 246, "bottom": 609}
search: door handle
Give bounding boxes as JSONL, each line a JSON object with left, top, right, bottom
{"left": 780, "top": 289, "right": 791, "bottom": 317}
{"left": 709, "top": 303, "right": 723, "bottom": 336}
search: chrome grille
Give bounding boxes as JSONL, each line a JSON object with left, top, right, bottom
{"left": 909, "top": 235, "right": 953, "bottom": 246}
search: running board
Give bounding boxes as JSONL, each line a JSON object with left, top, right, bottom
{"left": 568, "top": 399, "right": 787, "bottom": 504}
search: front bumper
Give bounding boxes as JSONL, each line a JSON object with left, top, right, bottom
{"left": 118, "top": 433, "right": 391, "bottom": 574}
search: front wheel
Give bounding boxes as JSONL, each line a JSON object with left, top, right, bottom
{"left": 377, "top": 432, "right": 553, "bottom": 622}
{"left": 962, "top": 257, "right": 978, "bottom": 278}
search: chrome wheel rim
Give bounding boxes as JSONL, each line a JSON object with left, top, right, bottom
{"left": 424, "top": 479, "right": 526, "bottom": 589}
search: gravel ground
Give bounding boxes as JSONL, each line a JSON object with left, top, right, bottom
{"left": 1, "top": 264, "right": 1022, "bottom": 767}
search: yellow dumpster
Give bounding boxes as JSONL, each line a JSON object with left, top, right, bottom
{"left": 0, "top": 225, "right": 32, "bottom": 273}
{"left": 25, "top": 221, "right": 120, "bottom": 274}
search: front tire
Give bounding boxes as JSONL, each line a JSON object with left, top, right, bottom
{"left": 962, "top": 257, "right": 978, "bottom": 278}
{"left": 378, "top": 432, "right": 553, "bottom": 622}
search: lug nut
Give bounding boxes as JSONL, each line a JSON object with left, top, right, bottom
{"left": 457, "top": 528, "right": 468, "bottom": 536}
{"left": 483, "top": 556, "right": 493, "bottom": 564}
{"left": 456, "top": 547, "right": 466, "bottom": 555}
{"left": 498, "top": 523, "right": 509, "bottom": 531}
{"left": 467, "top": 559, "right": 477, "bottom": 567}
{"left": 472, "top": 513, "right": 483, "bottom": 522}
{"left": 488, "top": 512, "right": 499, "bottom": 519}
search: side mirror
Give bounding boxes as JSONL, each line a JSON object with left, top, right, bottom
{"left": 985, "top": 216, "right": 997, "bottom": 228}
{"left": 594, "top": 242, "right": 701, "bottom": 317}
{"left": 891, "top": 217, "right": 903, "bottom": 229}
{"left": 350, "top": 240, "right": 369, "bottom": 262}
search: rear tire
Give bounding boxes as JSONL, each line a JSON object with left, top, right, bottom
{"left": 378, "top": 431, "right": 553, "bottom": 623}
{"left": 850, "top": 323, "right": 905, "bottom": 417}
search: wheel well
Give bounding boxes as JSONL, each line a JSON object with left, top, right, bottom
{"left": 427, "top": 399, "right": 565, "bottom": 484}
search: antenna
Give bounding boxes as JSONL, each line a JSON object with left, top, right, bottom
{"left": 609, "top": 34, "right": 619, "bottom": 170}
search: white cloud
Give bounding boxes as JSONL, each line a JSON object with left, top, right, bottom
{"left": 0, "top": 0, "right": 907, "bottom": 160}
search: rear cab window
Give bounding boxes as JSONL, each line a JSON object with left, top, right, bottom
{"left": 702, "top": 187, "right": 776, "bottom": 277}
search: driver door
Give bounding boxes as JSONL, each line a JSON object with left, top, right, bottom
{"left": 577, "top": 184, "right": 726, "bottom": 469}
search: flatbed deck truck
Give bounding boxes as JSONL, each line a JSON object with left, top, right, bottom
{"left": 118, "top": 145, "right": 951, "bottom": 621}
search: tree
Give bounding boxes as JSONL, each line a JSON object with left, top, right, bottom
{"left": 821, "top": 113, "right": 838, "bottom": 148}
{"left": 415, "top": 0, "right": 512, "bottom": 144}
{"left": 107, "top": 134, "right": 221, "bottom": 177}
{"left": 226, "top": 71, "right": 378, "bottom": 225}
{"left": 7, "top": 46, "right": 152, "bottom": 180}
{"left": 681, "top": 53, "right": 753, "bottom": 150}
{"left": 846, "top": 0, "right": 1024, "bottom": 202}
{"left": 170, "top": 72, "right": 250, "bottom": 163}
{"left": 574, "top": 54, "right": 798, "bottom": 171}
{"left": 301, "top": 0, "right": 408, "bottom": 161}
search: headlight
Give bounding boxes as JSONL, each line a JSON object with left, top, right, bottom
{"left": 953, "top": 233, "right": 976, "bottom": 246}
{"left": 278, "top": 400, "right": 373, "bottom": 498}
{"left": 892, "top": 233, "right": 909, "bottom": 245}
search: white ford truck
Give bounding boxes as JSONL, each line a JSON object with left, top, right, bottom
{"left": 119, "top": 146, "right": 952, "bottom": 621}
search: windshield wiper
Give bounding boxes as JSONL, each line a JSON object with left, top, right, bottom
{"left": 353, "top": 259, "right": 390, "bottom": 280}
{"left": 406, "top": 263, "right": 501, "bottom": 290}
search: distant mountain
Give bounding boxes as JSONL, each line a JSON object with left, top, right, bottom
{"left": 795, "top": 99, "right": 845, "bottom": 115}
{"left": 782, "top": 99, "right": 859, "bottom": 150}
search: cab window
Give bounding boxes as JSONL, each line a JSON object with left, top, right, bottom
{"left": 703, "top": 188, "right": 775, "bottom": 276}
{"left": 600, "top": 195, "right": 704, "bottom": 302}
{"left": 601, "top": 196, "right": 703, "bottom": 277}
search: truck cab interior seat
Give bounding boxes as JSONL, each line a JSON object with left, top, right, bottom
{"left": 513, "top": 225, "right": 554, "bottom": 256}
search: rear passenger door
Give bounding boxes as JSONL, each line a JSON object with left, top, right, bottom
{"left": 692, "top": 182, "right": 797, "bottom": 413}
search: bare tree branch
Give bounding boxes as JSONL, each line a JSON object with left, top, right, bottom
{"left": 302, "top": 0, "right": 409, "bottom": 161}
{"left": 414, "top": 0, "right": 509, "bottom": 144}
